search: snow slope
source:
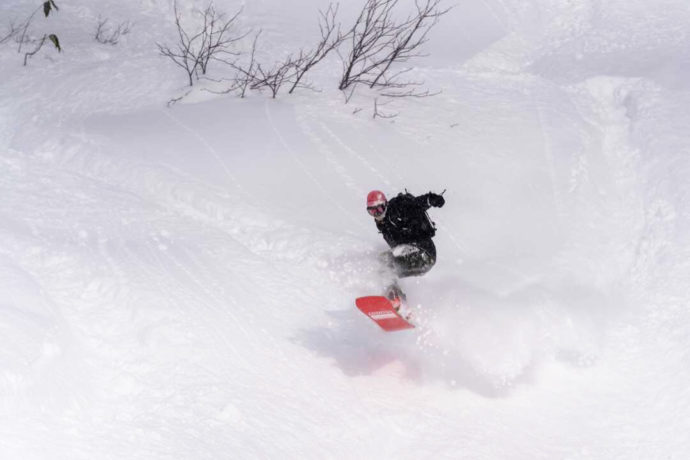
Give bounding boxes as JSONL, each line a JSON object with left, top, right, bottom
{"left": 2, "top": 0, "right": 690, "bottom": 458}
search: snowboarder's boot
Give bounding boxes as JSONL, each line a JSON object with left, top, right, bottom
{"left": 385, "top": 283, "right": 411, "bottom": 320}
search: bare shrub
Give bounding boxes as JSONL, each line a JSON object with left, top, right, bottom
{"left": 339, "top": 0, "right": 449, "bottom": 95}
{"left": 251, "top": 57, "right": 296, "bottom": 99}
{"left": 232, "top": 31, "right": 261, "bottom": 98}
{"left": 217, "top": 4, "right": 346, "bottom": 98}
{"left": 214, "top": 3, "right": 345, "bottom": 98}
{"left": 157, "top": 1, "right": 244, "bottom": 86}
{"left": 20, "top": 1, "right": 62, "bottom": 66}
{"left": 95, "top": 17, "right": 131, "bottom": 45}
{"left": 4, "top": 1, "right": 62, "bottom": 65}
{"left": 157, "top": 3, "right": 198, "bottom": 86}
{"left": 197, "top": 4, "right": 245, "bottom": 75}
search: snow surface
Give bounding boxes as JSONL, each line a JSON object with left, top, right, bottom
{"left": 2, "top": 0, "right": 690, "bottom": 458}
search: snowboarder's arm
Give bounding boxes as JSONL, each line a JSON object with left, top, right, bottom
{"left": 415, "top": 192, "right": 445, "bottom": 209}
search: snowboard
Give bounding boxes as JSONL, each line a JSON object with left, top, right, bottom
{"left": 355, "top": 296, "right": 415, "bottom": 332}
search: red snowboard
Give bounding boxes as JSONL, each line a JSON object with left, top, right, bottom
{"left": 355, "top": 296, "right": 414, "bottom": 332}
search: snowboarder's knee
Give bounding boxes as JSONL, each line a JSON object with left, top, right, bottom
{"left": 393, "top": 248, "right": 435, "bottom": 278}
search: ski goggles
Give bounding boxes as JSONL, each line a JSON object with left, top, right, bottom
{"left": 367, "top": 204, "right": 386, "bottom": 217}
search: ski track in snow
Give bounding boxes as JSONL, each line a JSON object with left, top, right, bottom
{"left": 2, "top": 0, "right": 690, "bottom": 458}
{"left": 161, "top": 109, "right": 241, "bottom": 190}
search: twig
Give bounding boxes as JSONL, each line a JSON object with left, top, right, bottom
{"left": 0, "top": 21, "right": 20, "bottom": 45}
{"left": 95, "top": 17, "right": 131, "bottom": 45}
{"left": 23, "top": 33, "right": 46, "bottom": 65}
{"left": 372, "top": 97, "right": 398, "bottom": 119}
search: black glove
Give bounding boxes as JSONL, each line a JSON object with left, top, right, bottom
{"left": 428, "top": 193, "right": 445, "bottom": 208}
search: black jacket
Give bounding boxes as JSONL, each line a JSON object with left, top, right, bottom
{"left": 376, "top": 192, "right": 442, "bottom": 248}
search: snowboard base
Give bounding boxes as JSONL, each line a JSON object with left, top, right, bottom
{"left": 355, "top": 296, "right": 415, "bottom": 332}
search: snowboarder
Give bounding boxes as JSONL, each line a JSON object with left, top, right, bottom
{"left": 366, "top": 189, "right": 445, "bottom": 316}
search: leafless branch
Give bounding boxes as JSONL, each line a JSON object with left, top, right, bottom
{"left": 342, "top": 85, "right": 357, "bottom": 103}
{"left": 203, "top": 29, "right": 261, "bottom": 97}
{"left": 3, "top": 1, "right": 62, "bottom": 65}
{"left": 288, "top": 3, "right": 347, "bottom": 94}
{"left": 95, "top": 17, "right": 131, "bottom": 45}
{"left": 251, "top": 56, "right": 296, "bottom": 99}
{"left": 339, "top": 0, "right": 449, "bottom": 95}
{"left": 17, "top": 6, "right": 41, "bottom": 53}
{"left": 200, "top": 79, "right": 240, "bottom": 96}
{"left": 339, "top": 0, "right": 398, "bottom": 91}
{"left": 380, "top": 87, "right": 442, "bottom": 98}
{"left": 0, "top": 21, "right": 20, "bottom": 45}
{"left": 167, "top": 88, "right": 193, "bottom": 107}
{"left": 157, "top": 2, "right": 201, "bottom": 86}
{"left": 157, "top": 1, "right": 245, "bottom": 87}
{"left": 236, "top": 31, "right": 260, "bottom": 97}
{"left": 372, "top": 97, "right": 398, "bottom": 119}
{"left": 198, "top": 4, "right": 247, "bottom": 75}
{"left": 368, "top": 0, "right": 449, "bottom": 88}
{"left": 23, "top": 33, "right": 47, "bottom": 65}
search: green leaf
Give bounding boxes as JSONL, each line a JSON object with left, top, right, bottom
{"left": 48, "top": 34, "right": 61, "bottom": 52}
{"left": 50, "top": 0, "right": 59, "bottom": 11}
{"left": 43, "top": 1, "right": 52, "bottom": 17}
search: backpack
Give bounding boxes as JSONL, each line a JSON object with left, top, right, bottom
{"left": 394, "top": 192, "right": 436, "bottom": 239}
